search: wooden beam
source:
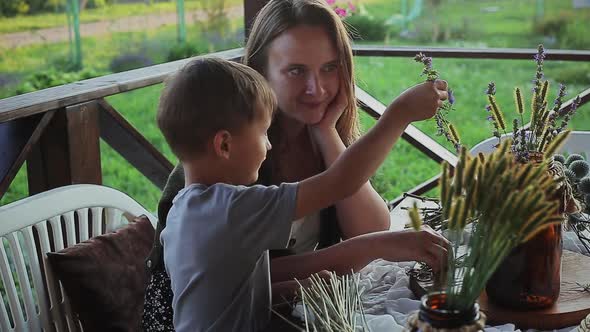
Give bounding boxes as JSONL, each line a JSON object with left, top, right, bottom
{"left": 27, "top": 110, "right": 71, "bottom": 195}
{"left": 356, "top": 87, "right": 458, "bottom": 166}
{"left": 0, "top": 112, "right": 54, "bottom": 200}
{"left": 66, "top": 102, "right": 102, "bottom": 185}
{"left": 352, "top": 45, "right": 590, "bottom": 62}
{"left": 27, "top": 104, "right": 102, "bottom": 195}
{"left": 0, "top": 48, "right": 244, "bottom": 124}
{"left": 98, "top": 99, "right": 173, "bottom": 190}
{"left": 244, "top": 0, "right": 268, "bottom": 37}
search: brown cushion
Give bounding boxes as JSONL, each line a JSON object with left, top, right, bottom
{"left": 47, "top": 215, "right": 155, "bottom": 332}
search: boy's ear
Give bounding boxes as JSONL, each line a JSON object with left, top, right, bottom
{"left": 213, "top": 130, "right": 232, "bottom": 159}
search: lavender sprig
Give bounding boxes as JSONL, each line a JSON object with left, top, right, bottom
{"left": 531, "top": 45, "right": 546, "bottom": 138}
{"left": 557, "top": 96, "right": 581, "bottom": 133}
{"left": 414, "top": 53, "right": 461, "bottom": 151}
{"left": 414, "top": 53, "right": 439, "bottom": 81}
{"left": 485, "top": 82, "right": 507, "bottom": 144}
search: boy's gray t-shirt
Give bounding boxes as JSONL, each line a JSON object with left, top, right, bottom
{"left": 161, "top": 182, "right": 298, "bottom": 332}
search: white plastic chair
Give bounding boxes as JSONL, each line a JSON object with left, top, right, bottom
{"left": 470, "top": 131, "right": 590, "bottom": 156}
{"left": 0, "top": 184, "right": 156, "bottom": 332}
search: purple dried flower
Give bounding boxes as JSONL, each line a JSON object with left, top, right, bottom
{"left": 448, "top": 89, "right": 455, "bottom": 105}
{"left": 571, "top": 96, "right": 581, "bottom": 111}
{"left": 486, "top": 82, "right": 496, "bottom": 96}
{"left": 485, "top": 105, "right": 491, "bottom": 112}
{"left": 414, "top": 52, "right": 438, "bottom": 81}
{"left": 534, "top": 45, "right": 546, "bottom": 64}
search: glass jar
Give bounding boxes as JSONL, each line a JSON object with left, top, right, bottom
{"left": 405, "top": 292, "right": 486, "bottom": 331}
{"left": 485, "top": 222, "right": 562, "bottom": 309}
{"left": 486, "top": 152, "right": 566, "bottom": 309}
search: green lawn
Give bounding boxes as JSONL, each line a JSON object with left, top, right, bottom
{"left": 0, "top": 0, "right": 243, "bottom": 34}
{"left": 365, "top": 0, "right": 590, "bottom": 49}
{"left": 0, "top": 15, "right": 244, "bottom": 99}
{"left": 1, "top": 0, "right": 590, "bottom": 211}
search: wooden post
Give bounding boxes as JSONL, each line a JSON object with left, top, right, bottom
{"left": 27, "top": 102, "right": 102, "bottom": 195}
{"left": 244, "top": 0, "right": 269, "bottom": 38}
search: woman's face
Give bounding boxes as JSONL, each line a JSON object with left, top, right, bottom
{"left": 265, "top": 25, "right": 340, "bottom": 125}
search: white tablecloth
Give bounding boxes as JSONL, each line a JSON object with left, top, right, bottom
{"left": 355, "top": 255, "right": 581, "bottom": 332}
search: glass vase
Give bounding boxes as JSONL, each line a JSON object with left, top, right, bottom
{"left": 485, "top": 222, "right": 562, "bottom": 309}
{"left": 486, "top": 152, "right": 565, "bottom": 309}
{"left": 405, "top": 292, "right": 486, "bottom": 332}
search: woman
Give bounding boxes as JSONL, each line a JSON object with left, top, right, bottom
{"left": 142, "top": 0, "right": 448, "bottom": 330}
{"left": 244, "top": 0, "right": 448, "bottom": 282}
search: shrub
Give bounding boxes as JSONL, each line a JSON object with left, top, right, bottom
{"left": 0, "top": 0, "right": 29, "bottom": 16}
{"left": 166, "top": 43, "right": 206, "bottom": 62}
{"left": 533, "top": 12, "right": 590, "bottom": 50}
{"left": 345, "top": 14, "right": 386, "bottom": 41}
{"left": 16, "top": 67, "right": 106, "bottom": 94}
{"left": 413, "top": 18, "right": 475, "bottom": 43}
{"left": 551, "top": 66, "right": 590, "bottom": 85}
{"left": 109, "top": 54, "right": 154, "bottom": 73}
{"left": 533, "top": 11, "right": 574, "bottom": 37}
{"left": 560, "top": 19, "right": 590, "bottom": 50}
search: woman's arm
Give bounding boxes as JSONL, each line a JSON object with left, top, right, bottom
{"left": 271, "top": 227, "right": 448, "bottom": 282}
{"left": 311, "top": 127, "right": 390, "bottom": 238}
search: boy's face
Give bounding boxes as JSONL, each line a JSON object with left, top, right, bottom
{"left": 229, "top": 104, "right": 273, "bottom": 184}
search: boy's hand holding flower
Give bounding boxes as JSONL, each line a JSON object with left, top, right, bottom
{"left": 391, "top": 80, "right": 449, "bottom": 125}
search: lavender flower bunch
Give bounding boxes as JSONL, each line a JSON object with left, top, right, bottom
{"left": 414, "top": 53, "right": 460, "bottom": 151}
{"left": 485, "top": 44, "right": 582, "bottom": 162}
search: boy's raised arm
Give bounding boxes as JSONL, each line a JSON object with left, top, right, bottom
{"left": 294, "top": 80, "right": 447, "bottom": 220}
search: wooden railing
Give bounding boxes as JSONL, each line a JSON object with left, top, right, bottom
{"left": 1, "top": 46, "right": 589, "bottom": 206}
{"left": 0, "top": 49, "right": 242, "bottom": 198}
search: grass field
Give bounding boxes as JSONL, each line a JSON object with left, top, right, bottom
{"left": 0, "top": 0, "right": 243, "bottom": 34}
{"left": 1, "top": 0, "right": 589, "bottom": 211}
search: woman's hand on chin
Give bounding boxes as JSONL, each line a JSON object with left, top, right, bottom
{"left": 310, "top": 80, "right": 348, "bottom": 138}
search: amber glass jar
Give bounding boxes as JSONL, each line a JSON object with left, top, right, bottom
{"left": 486, "top": 153, "right": 565, "bottom": 309}
{"left": 405, "top": 292, "right": 486, "bottom": 331}
{"left": 485, "top": 222, "right": 562, "bottom": 309}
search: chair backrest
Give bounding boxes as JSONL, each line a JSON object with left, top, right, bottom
{"left": 0, "top": 184, "right": 156, "bottom": 332}
{"left": 469, "top": 131, "right": 590, "bottom": 156}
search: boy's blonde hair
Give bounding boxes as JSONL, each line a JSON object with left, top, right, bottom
{"left": 157, "top": 57, "right": 277, "bottom": 160}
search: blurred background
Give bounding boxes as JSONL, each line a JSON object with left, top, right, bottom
{"left": 1, "top": 0, "right": 589, "bottom": 211}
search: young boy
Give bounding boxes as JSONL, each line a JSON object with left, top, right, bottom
{"left": 157, "top": 57, "right": 442, "bottom": 332}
